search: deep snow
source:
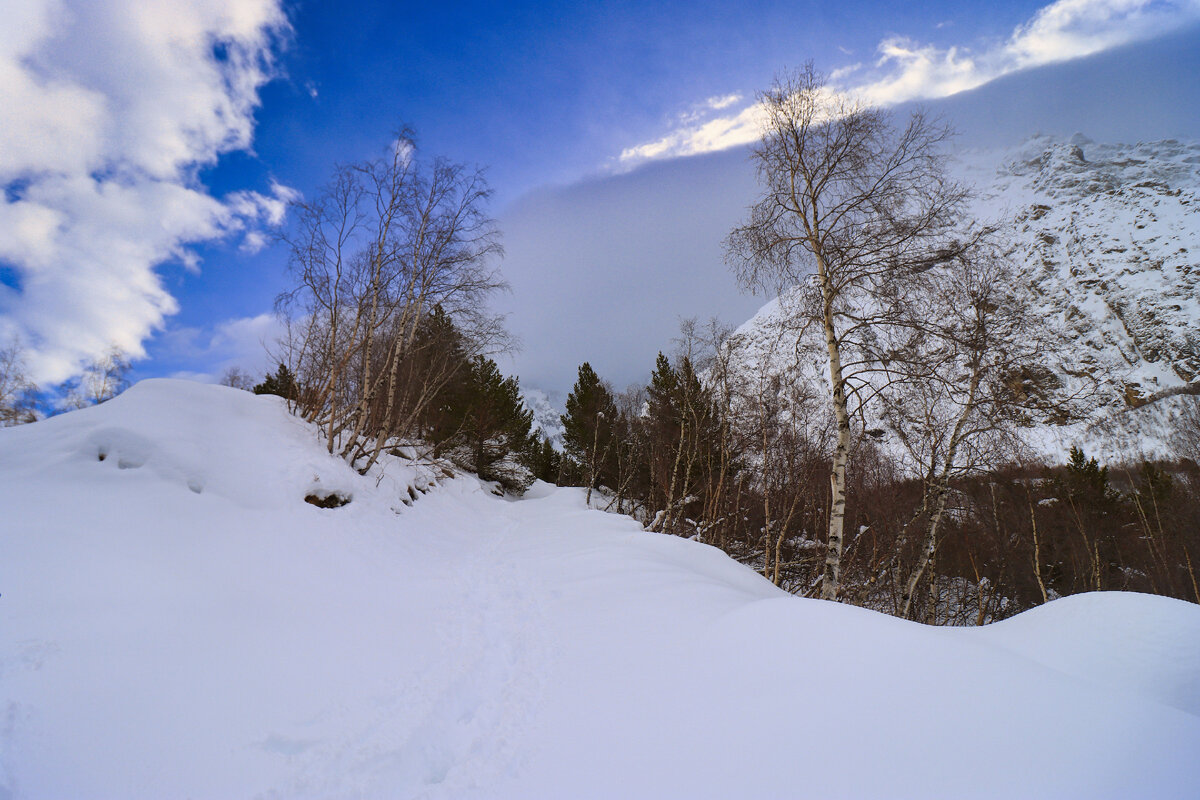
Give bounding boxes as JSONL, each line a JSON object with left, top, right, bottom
{"left": 2, "top": 380, "right": 1198, "bottom": 799}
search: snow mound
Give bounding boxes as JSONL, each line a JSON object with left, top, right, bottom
{"left": 2, "top": 379, "right": 1199, "bottom": 799}
{"left": 0, "top": 380, "right": 363, "bottom": 509}
{"left": 973, "top": 591, "right": 1200, "bottom": 716}
{"left": 0, "top": 379, "right": 450, "bottom": 513}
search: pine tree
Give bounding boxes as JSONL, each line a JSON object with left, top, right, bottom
{"left": 451, "top": 356, "right": 534, "bottom": 493}
{"left": 401, "top": 305, "right": 472, "bottom": 449}
{"left": 1057, "top": 447, "right": 1118, "bottom": 510}
{"left": 523, "top": 433, "right": 562, "bottom": 485}
{"left": 253, "top": 363, "right": 299, "bottom": 400}
{"left": 561, "top": 362, "right": 619, "bottom": 502}
{"left": 643, "top": 353, "right": 720, "bottom": 533}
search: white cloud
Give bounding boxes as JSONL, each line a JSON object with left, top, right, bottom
{"left": 705, "top": 93, "right": 743, "bottom": 111}
{"left": 0, "top": 0, "right": 290, "bottom": 384}
{"left": 618, "top": 0, "right": 1200, "bottom": 166}
{"left": 156, "top": 312, "right": 284, "bottom": 383}
{"left": 619, "top": 103, "right": 766, "bottom": 165}
{"left": 240, "top": 231, "right": 269, "bottom": 254}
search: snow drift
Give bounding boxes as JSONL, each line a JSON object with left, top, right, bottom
{"left": 1, "top": 380, "right": 1198, "bottom": 799}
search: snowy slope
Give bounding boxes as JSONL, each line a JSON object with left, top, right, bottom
{"left": 2, "top": 380, "right": 1199, "bottom": 799}
{"left": 959, "top": 135, "right": 1200, "bottom": 397}
{"left": 725, "top": 135, "right": 1200, "bottom": 463}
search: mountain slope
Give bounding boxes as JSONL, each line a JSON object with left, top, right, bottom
{"left": 521, "top": 386, "right": 566, "bottom": 450}
{"left": 725, "top": 134, "right": 1200, "bottom": 463}
{"left": 962, "top": 135, "right": 1200, "bottom": 396}
{"left": 2, "top": 380, "right": 1198, "bottom": 798}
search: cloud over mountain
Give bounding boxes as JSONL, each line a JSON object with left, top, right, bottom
{"left": 619, "top": 0, "right": 1200, "bottom": 166}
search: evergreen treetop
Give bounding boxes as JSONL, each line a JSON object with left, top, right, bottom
{"left": 253, "top": 364, "right": 299, "bottom": 400}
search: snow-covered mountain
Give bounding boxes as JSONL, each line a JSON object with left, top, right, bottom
{"left": 3, "top": 379, "right": 1199, "bottom": 797}
{"left": 962, "top": 134, "right": 1200, "bottom": 397}
{"left": 521, "top": 387, "right": 565, "bottom": 450}
{"left": 727, "top": 134, "right": 1200, "bottom": 463}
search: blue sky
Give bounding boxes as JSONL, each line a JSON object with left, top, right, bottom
{"left": 223, "top": 0, "right": 1048, "bottom": 204}
{"left": 2, "top": 0, "right": 1199, "bottom": 397}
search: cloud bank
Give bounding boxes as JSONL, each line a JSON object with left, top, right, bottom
{"left": 506, "top": 23, "right": 1200, "bottom": 398}
{"left": 0, "top": 0, "right": 291, "bottom": 383}
{"left": 619, "top": 0, "right": 1200, "bottom": 166}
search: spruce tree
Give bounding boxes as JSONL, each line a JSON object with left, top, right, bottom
{"left": 454, "top": 356, "right": 534, "bottom": 493}
{"left": 561, "top": 362, "right": 619, "bottom": 500}
{"left": 643, "top": 352, "right": 722, "bottom": 533}
{"left": 644, "top": 353, "right": 681, "bottom": 521}
{"left": 410, "top": 307, "right": 472, "bottom": 448}
{"left": 523, "top": 433, "right": 562, "bottom": 485}
{"left": 1057, "top": 447, "right": 1118, "bottom": 511}
{"left": 253, "top": 363, "right": 299, "bottom": 400}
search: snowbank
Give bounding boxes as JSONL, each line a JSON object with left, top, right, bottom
{"left": 2, "top": 380, "right": 1197, "bottom": 799}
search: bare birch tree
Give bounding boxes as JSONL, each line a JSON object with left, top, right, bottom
{"left": 725, "top": 64, "right": 971, "bottom": 601}
{"left": 883, "top": 246, "right": 1044, "bottom": 618}
{"left": 65, "top": 345, "right": 131, "bottom": 408}
{"left": 276, "top": 131, "right": 507, "bottom": 472}
{"left": 0, "top": 337, "right": 38, "bottom": 426}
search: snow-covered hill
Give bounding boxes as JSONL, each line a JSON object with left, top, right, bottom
{"left": 2, "top": 380, "right": 1199, "bottom": 798}
{"left": 726, "top": 134, "right": 1200, "bottom": 463}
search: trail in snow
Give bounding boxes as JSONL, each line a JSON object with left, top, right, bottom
{"left": 2, "top": 380, "right": 1198, "bottom": 799}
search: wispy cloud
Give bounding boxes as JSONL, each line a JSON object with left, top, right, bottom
{"left": 705, "top": 93, "right": 743, "bottom": 111}
{"left": 157, "top": 312, "right": 284, "bottom": 383}
{"left": 0, "top": 0, "right": 291, "bottom": 384}
{"left": 618, "top": 0, "right": 1200, "bottom": 167}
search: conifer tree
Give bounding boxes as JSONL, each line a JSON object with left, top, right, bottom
{"left": 253, "top": 363, "right": 299, "bottom": 401}
{"left": 523, "top": 433, "right": 562, "bottom": 485}
{"left": 1056, "top": 447, "right": 1118, "bottom": 510}
{"left": 643, "top": 353, "right": 721, "bottom": 533}
{"left": 458, "top": 356, "right": 534, "bottom": 491}
{"left": 413, "top": 308, "right": 473, "bottom": 448}
{"left": 561, "top": 362, "right": 619, "bottom": 503}
{"left": 645, "top": 353, "right": 681, "bottom": 523}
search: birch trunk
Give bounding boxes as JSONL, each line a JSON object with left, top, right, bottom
{"left": 819, "top": 251, "right": 851, "bottom": 602}
{"left": 900, "top": 481, "right": 948, "bottom": 619}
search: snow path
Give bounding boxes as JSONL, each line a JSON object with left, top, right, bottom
{"left": 2, "top": 381, "right": 1199, "bottom": 799}
{"left": 258, "top": 514, "right": 552, "bottom": 798}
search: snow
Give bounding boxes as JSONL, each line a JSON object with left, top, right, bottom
{"left": 2, "top": 379, "right": 1198, "bottom": 799}
{"left": 956, "top": 135, "right": 1200, "bottom": 398}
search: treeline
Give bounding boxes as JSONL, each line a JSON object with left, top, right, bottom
{"left": 259, "top": 106, "right": 1200, "bottom": 624}
{"left": 534, "top": 62, "right": 1200, "bottom": 621}
{"left": 551, "top": 353, "right": 1200, "bottom": 622}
